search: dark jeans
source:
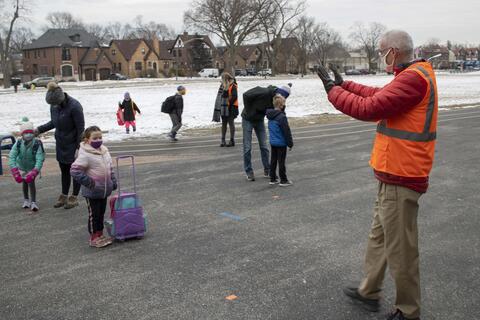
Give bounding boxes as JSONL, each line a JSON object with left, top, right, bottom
{"left": 242, "top": 118, "right": 270, "bottom": 174}
{"left": 86, "top": 198, "right": 107, "bottom": 234}
{"left": 169, "top": 113, "right": 182, "bottom": 136}
{"left": 22, "top": 181, "right": 36, "bottom": 202}
{"left": 270, "top": 146, "right": 287, "bottom": 182}
{"left": 221, "top": 116, "right": 235, "bottom": 142}
{"left": 59, "top": 162, "right": 80, "bottom": 196}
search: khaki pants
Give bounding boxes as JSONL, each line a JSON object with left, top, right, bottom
{"left": 358, "top": 182, "right": 422, "bottom": 318}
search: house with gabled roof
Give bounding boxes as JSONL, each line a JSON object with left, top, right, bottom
{"left": 215, "top": 44, "right": 263, "bottom": 71}
{"left": 22, "top": 28, "right": 100, "bottom": 81}
{"left": 168, "top": 32, "right": 215, "bottom": 76}
{"left": 79, "top": 47, "right": 114, "bottom": 80}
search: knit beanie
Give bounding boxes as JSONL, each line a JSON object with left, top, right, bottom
{"left": 20, "top": 117, "right": 34, "bottom": 134}
{"left": 45, "top": 82, "right": 65, "bottom": 105}
{"left": 275, "top": 83, "right": 292, "bottom": 99}
{"left": 124, "top": 92, "right": 131, "bottom": 100}
{"left": 177, "top": 85, "right": 186, "bottom": 92}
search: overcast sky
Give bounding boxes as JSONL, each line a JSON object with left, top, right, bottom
{"left": 24, "top": 0, "right": 480, "bottom": 46}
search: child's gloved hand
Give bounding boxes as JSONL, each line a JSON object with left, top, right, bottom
{"left": 24, "top": 168, "right": 39, "bottom": 184}
{"left": 11, "top": 167, "right": 23, "bottom": 183}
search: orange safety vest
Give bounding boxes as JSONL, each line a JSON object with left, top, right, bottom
{"left": 370, "top": 62, "right": 438, "bottom": 178}
{"left": 228, "top": 83, "right": 239, "bottom": 108}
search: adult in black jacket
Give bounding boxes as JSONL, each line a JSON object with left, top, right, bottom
{"left": 168, "top": 86, "right": 186, "bottom": 142}
{"left": 241, "top": 83, "right": 292, "bottom": 181}
{"left": 36, "top": 82, "right": 85, "bottom": 209}
{"left": 119, "top": 92, "right": 141, "bottom": 134}
{"left": 220, "top": 73, "right": 238, "bottom": 147}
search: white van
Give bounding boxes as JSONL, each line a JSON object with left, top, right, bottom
{"left": 198, "top": 68, "right": 219, "bottom": 78}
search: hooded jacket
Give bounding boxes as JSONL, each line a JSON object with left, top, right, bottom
{"left": 70, "top": 142, "right": 117, "bottom": 199}
{"left": 120, "top": 100, "right": 141, "bottom": 122}
{"left": 266, "top": 109, "right": 293, "bottom": 148}
{"left": 8, "top": 138, "right": 45, "bottom": 172}
{"left": 37, "top": 93, "right": 85, "bottom": 164}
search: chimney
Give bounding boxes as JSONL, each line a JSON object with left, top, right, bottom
{"left": 183, "top": 31, "right": 188, "bottom": 36}
{"left": 152, "top": 34, "right": 160, "bottom": 56}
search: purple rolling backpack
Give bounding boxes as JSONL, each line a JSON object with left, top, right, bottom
{"left": 105, "top": 155, "right": 146, "bottom": 240}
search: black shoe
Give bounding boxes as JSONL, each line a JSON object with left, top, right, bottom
{"left": 133, "top": 126, "right": 136, "bottom": 132}
{"left": 279, "top": 180, "right": 293, "bottom": 187}
{"left": 226, "top": 140, "right": 235, "bottom": 147}
{"left": 343, "top": 287, "right": 380, "bottom": 312}
{"left": 220, "top": 141, "right": 227, "bottom": 147}
{"left": 126, "top": 129, "right": 130, "bottom": 134}
{"left": 386, "top": 309, "right": 419, "bottom": 320}
{"left": 269, "top": 179, "right": 279, "bottom": 185}
{"left": 246, "top": 172, "right": 255, "bottom": 181}
{"left": 263, "top": 169, "right": 270, "bottom": 178}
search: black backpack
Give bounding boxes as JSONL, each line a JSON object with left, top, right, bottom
{"left": 161, "top": 95, "right": 176, "bottom": 114}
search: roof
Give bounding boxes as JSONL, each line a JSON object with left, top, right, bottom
{"left": 24, "top": 29, "right": 99, "bottom": 50}
{"left": 159, "top": 40, "right": 175, "bottom": 60}
{"left": 80, "top": 47, "right": 112, "bottom": 65}
{"left": 111, "top": 39, "right": 145, "bottom": 61}
{"left": 237, "top": 44, "right": 261, "bottom": 60}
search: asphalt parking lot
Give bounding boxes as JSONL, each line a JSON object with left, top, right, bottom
{"left": 1, "top": 107, "right": 479, "bottom": 320}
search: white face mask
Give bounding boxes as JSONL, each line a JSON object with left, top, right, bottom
{"left": 23, "top": 133, "right": 34, "bottom": 141}
{"left": 383, "top": 48, "right": 395, "bottom": 73}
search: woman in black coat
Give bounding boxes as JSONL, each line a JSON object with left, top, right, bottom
{"left": 36, "top": 82, "right": 85, "bottom": 209}
{"left": 219, "top": 73, "right": 238, "bottom": 147}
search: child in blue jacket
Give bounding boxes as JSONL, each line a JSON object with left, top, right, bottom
{"left": 9, "top": 117, "right": 45, "bottom": 212}
{"left": 266, "top": 95, "right": 293, "bottom": 187}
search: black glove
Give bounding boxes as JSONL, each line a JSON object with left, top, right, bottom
{"left": 317, "top": 65, "right": 335, "bottom": 93}
{"left": 329, "top": 64, "right": 343, "bottom": 86}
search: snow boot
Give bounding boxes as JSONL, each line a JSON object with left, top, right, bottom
{"left": 54, "top": 194, "right": 68, "bottom": 208}
{"left": 64, "top": 195, "right": 79, "bottom": 209}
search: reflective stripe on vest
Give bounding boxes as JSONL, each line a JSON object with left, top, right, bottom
{"left": 376, "top": 66, "right": 436, "bottom": 142}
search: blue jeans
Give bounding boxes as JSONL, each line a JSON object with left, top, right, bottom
{"left": 242, "top": 118, "right": 270, "bottom": 174}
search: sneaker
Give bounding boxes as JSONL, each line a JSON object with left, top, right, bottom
{"left": 386, "top": 309, "right": 420, "bottom": 320}
{"left": 98, "top": 234, "right": 114, "bottom": 246}
{"left": 220, "top": 141, "right": 227, "bottom": 147}
{"left": 54, "top": 194, "right": 67, "bottom": 208}
{"left": 343, "top": 287, "right": 380, "bottom": 312}
{"left": 246, "top": 172, "right": 255, "bottom": 181}
{"left": 170, "top": 137, "right": 178, "bottom": 142}
{"left": 226, "top": 140, "right": 235, "bottom": 147}
{"left": 269, "top": 180, "right": 279, "bottom": 185}
{"left": 30, "top": 202, "right": 39, "bottom": 212}
{"left": 89, "top": 237, "right": 111, "bottom": 248}
{"left": 263, "top": 169, "right": 270, "bottom": 178}
{"left": 279, "top": 180, "right": 293, "bottom": 187}
{"left": 22, "top": 199, "right": 31, "bottom": 209}
{"left": 64, "top": 195, "right": 79, "bottom": 209}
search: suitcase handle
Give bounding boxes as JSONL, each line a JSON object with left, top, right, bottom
{"left": 116, "top": 155, "right": 137, "bottom": 195}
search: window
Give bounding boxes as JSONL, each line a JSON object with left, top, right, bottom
{"left": 178, "top": 50, "right": 182, "bottom": 57}
{"left": 34, "top": 51, "right": 37, "bottom": 59}
{"left": 40, "top": 66, "right": 49, "bottom": 75}
{"left": 112, "top": 49, "right": 116, "bottom": 56}
{"left": 32, "top": 64, "right": 38, "bottom": 74}
{"left": 62, "top": 47, "right": 71, "bottom": 61}
{"left": 135, "top": 62, "right": 142, "bottom": 71}
{"left": 61, "top": 65, "right": 73, "bottom": 77}
{"left": 235, "top": 61, "right": 238, "bottom": 66}
{"left": 173, "top": 50, "right": 177, "bottom": 57}
{"left": 141, "top": 48, "right": 145, "bottom": 55}
{"left": 118, "top": 63, "right": 122, "bottom": 71}
{"left": 148, "top": 61, "right": 152, "bottom": 67}
{"left": 43, "top": 50, "right": 46, "bottom": 58}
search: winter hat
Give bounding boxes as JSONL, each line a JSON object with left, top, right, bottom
{"left": 177, "top": 85, "right": 186, "bottom": 92}
{"left": 275, "top": 83, "right": 292, "bottom": 98}
{"left": 20, "top": 117, "right": 34, "bottom": 134}
{"left": 124, "top": 92, "right": 131, "bottom": 100}
{"left": 45, "top": 82, "right": 65, "bottom": 105}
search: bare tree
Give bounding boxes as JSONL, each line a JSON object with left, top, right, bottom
{"left": 349, "top": 22, "right": 386, "bottom": 71}
{"left": 104, "top": 22, "right": 134, "bottom": 41}
{"left": 311, "top": 22, "right": 342, "bottom": 66}
{"left": 85, "top": 23, "right": 109, "bottom": 43}
{"left": 132, "top": 15, "right": 175, "bottom": 40}
{"left": 184, "top": 0, "right": 271, "bottom": 73}
{"left": 258, "top": 0, "right": 306, "bottom": 75}
{"left": 44, "top": 11, "right": 84, "bottom": 30}
{"left": 0, "top": 0, "right": 28, "bottom": 88}
{"left": 10, "top": 25, "right": 34, "bottom": 53}
{"left": 295, "top": 15, "right": 316, "bottom": 75}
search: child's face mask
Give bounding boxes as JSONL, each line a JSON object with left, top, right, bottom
{"left": 23, "top": 133, "right": 34, "bottom": 141}
{"left": 90, "top": 140, "right": 103, "bottom": 149}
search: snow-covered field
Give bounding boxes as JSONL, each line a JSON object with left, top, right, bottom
{"left": 1, "top": 72, "right": 480, "bottom": 143}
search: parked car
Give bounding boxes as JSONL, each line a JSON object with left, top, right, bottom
{"left": 345, "top": 69, "right": 362, "bottom": 76}
{"left": 246, "top": 68, "right": 257, "bottom": 76}
{"left": 198, "top": 68, "right": 219, "bottom": 78}
{"left": 23, "top": 77, "right": 56, "bottom": 89}
{"left": 258, "top": 69, "right": 272, "bottom": 76}
{"left": 109, "top": 73, "right": 127, "bottom": 80}
{"left": 235, "top": 69, "right": 247, "bottom": 77}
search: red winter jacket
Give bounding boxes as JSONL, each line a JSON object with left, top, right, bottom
{"left": 327, "top": 62, "right": 430, "bottom": 193}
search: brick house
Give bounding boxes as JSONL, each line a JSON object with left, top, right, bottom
{"left": 108, "top": 37, "right": 174, "bottom": 78}
{"left": 22, "top": 29, "right": 100, "bottom": 81}
{"left": 415, "top": 45, "right": 453, "bottom": 69}
{"left": 215, "top": 44, "right": 263, "bottom": 71}
{"left": 169, "top": 32, "right": 216, "bottom": 76}
{"left": 79, "top": 47, "right": 114, "bottom": 80}
{"left": 273, "top": 38, "right": 302, "bottom": 74}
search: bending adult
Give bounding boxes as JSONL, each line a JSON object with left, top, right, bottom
{"left": 36, "top": 82, "right": 85, "bottom": 209}
{"left": 241, "top": 84, "right": 291, "bottom": 181}
{"left": 318, "top": 30, "right": 437, "bottom": 320}
{"left": 219, "top": 73, "right": 238, "bottom": 147}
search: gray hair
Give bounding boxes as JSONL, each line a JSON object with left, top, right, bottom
{"left": 381, "top": 30, "right": 414, "bottom": 58}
